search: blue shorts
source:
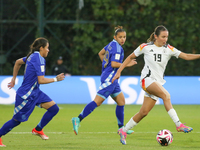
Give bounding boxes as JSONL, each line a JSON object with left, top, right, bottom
{"left": 97, "top": 82, "right": 121, "bottom": 99}
{"left": 13, "top": 90, "right": 52, "bottom": 122}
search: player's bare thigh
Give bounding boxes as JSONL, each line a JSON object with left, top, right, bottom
{"left": 41, "top": 101, "right": 56, "bottom": 110}
{"left": 146, "top": 81, "right": 170, "bottom": 100}
{"left": 146, "top": 81, "right": 172, "bottom": 111}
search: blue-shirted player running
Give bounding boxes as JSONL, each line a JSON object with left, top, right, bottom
{"left": 0, "top": 37, "right": 65, "bottom": 147}
{"left": 72, "top": 26, "right": 137, "bottom": 135}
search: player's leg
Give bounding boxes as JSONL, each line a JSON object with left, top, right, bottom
{"left": 118, "top": 96, "right": 156, "bottom": 145}
{"left": 112, "top": 92, "right": 125, "bottom": 128}
{"left": 0, "top": 118, "right": 21, "bottom": 147}
{"left": 77, "top": 95, "right": 103, "bottom": 122}
{"left": 111, "top": 83, "right": 125, "bottom": 128}
{"left": 72, "top": 95, "right": 104, "bottom": 135}
{"left": 112, "top": 92, "right": 134, "bottom": 135}
{"left": 32, "top": 101, "right": 58, "bottom": 140}
{"left": 0, "top": 94, "right": 33, "bottom": 146}
{"left": 32, "top": 91, "right": 59, "bottom": 140}
{"left": 72, "top": 82, "right": 115, "bottom": 135}
{"left": 124, "top": 96, "right": 156, "bottom": 131}
{"left": 146, "top": 81, "right": 193, "bottom": 133}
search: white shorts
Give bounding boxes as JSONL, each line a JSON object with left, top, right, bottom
{"left": 140, "top": 77, "right": 159, "bottom": 101}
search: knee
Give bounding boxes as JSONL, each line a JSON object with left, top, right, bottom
{"left": 48, "top": 104, "right": 59, "bottom": 115}
{"left": 94, "top": 99, "right": 103, "bottom": 107}
{"left": 139, "top": 110, "right": 149, "bottom": 118}
{"left": 95, "top": 101, "right": 102, "bottom": 107}
{"left": 116, "top": 99, "right": 125, "bottom": 106}
{"left": 12, "top": 119, "right": 21, "bottom": 126}
{"left": 163, "top": 93, "right": 171, "bottom": 101}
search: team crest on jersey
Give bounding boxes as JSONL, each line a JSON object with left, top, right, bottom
{"left": 163, "top": 49, "right": 166, "bottom": 53}
{"left": 108, "top": 46, "right": 112, "bottom": 50}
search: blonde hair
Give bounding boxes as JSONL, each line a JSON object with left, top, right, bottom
{"left": 147, "top": 25, "right": 168, "bottom": 42}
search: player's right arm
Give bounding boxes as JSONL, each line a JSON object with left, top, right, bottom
{"left": 8, "top": 58, "right": 25, "bottom": 89}
{"left": 98, "top": 48, "right": 106, "bottom": 62}
{"left": 112, "top": 52, "right": 136, "bottom": 83}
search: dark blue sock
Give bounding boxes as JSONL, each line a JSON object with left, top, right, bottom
{"left": 35, "top": 104, "right": 59, "bottom": 131}
{"left": 0, "top": 119, "right": 21, "bottom": 137}
{"left": 116, "top": 105, "right": 124, "bottom": 128}
{"left": 78, "top": 101, "right": 97, "bottom": 121}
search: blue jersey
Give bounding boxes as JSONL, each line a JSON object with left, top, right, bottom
{"left": 16, "top": 51, "right": 46, "bottom": 100}
{"left": 100, "top": 39, "right": 124, "bottom": 83}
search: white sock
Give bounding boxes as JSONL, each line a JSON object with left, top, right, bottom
{"left": 123, "top": 117, "right": 138, "bottom": 132}
{"left": 168, "top": 108, "right": 181, "bottom": 127}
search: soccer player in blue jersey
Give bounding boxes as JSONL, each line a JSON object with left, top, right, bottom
{"left": 72, "top": 26, "right": 137, "bottom": 135}
{"left": 0, "top": 37, "right": 65, "bottom": 147}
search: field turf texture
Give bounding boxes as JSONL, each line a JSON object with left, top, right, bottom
{"left": 0, "top": 104, "right": 199, "bottom": 150}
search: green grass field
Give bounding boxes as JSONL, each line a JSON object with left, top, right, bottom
{"left": 0, "top": 104, "right": 199, "bottom": 150}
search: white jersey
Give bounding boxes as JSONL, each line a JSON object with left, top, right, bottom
{"left": 134, "top": 42, "right": 181, "bottom": 85}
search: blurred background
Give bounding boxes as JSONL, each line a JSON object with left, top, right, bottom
{"left": 0, "top": 0, "right": 200, "bottom": 76}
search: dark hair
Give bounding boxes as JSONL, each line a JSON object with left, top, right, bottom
{"left": 147, "top": 25, "right": 168, "bottom": 42}
{"left": 26, "top": 37, "right": 48, "bottom": 61}
{"left": 114, "top": 25, "right": 125, "bottom": 36}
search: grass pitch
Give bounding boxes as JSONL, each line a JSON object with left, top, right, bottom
{"left": 0, "top": 104, "right": 199, "bottom": 150}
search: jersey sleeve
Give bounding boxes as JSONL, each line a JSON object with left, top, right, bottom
{"left": 134, "top": 43, "right": 147, "bottom": 57}
{"left": 110, "top": 42, "right": 122, "bottom": 63}
{"left": 22, "top": 57, "right": 27, "bottom": 63}
{"left": 33, "top": 55, "right": 45, "bottom": 76}
{"left": 168, "top": 44, "right": 181, "bottom": 58}
{"left": 104, "top": 44, "right": 108, "bottom": 50}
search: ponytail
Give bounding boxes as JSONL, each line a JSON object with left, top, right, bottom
{"left": 26, "top": 37, "right": 48, "bottom": 62}
{"left": 147, "top": 25, "right": 168, "bottom": 42}
{"left": 147, "top": 32, "right": 155, "bottom": 43}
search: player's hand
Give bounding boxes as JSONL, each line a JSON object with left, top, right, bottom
{"left": 127, "top": 59, "right": 137, "bottom": 67}
{"left": 8, "top": 78, "right": 15, "bottom": 89}
{"left": 56, "top": 73, "right": 65, "bottom": 81}
{"left": 112, "top": 72, "right": 121, "bottom": 83}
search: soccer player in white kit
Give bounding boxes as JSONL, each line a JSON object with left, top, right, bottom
{"left": 112, "top": 25, "right": 200, "bottom": 145}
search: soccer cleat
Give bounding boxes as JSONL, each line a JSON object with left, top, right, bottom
{"left": 126, "top": 129, "right": 134, "bottom": 135}
{"left": 176, "top": 123, "right": 193, "bottom": 133}
{"left": 118, "top": 128, "right": 127, "bottom": 145}
{"left": 32, "top": 128, "right": 49, "bottom": 140}
{"left": 119, "top": 127, "right": 134, "bottom": 135}
{"left": 72, "top": 117, "right": 80, "bottom": 135}
{"left": 0, "top": 138, "right": 6, "bottom": 147}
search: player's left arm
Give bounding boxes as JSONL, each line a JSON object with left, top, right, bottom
{"left": 111, "top": 61, "right": 122, "bottom": 68}
{"left": 178, "top": 52, "right": 200, "bottom": 60}
{"left": 38, "top": 73, "right": 65, "bottom": 84}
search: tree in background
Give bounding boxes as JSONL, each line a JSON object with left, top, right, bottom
{"left": 0, "top": 0, "right": 199, "bottom": 75}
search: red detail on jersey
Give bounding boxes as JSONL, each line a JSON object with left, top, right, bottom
{"left": 142, "top": 78, "right": 146, "bottom": 91}
{"left": 140, "top": 43, "right": 147, "bottom": 51}
{"left": 168, "top": 44, "right": 174, "bottom": 51}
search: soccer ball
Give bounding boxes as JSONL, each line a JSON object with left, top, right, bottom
{"left": 156, "top": 129, "right": 173, "bottom": 146}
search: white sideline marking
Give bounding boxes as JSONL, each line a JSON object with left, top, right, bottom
{"left": 9, "top": 131, "right": 200, "bottom": 134}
